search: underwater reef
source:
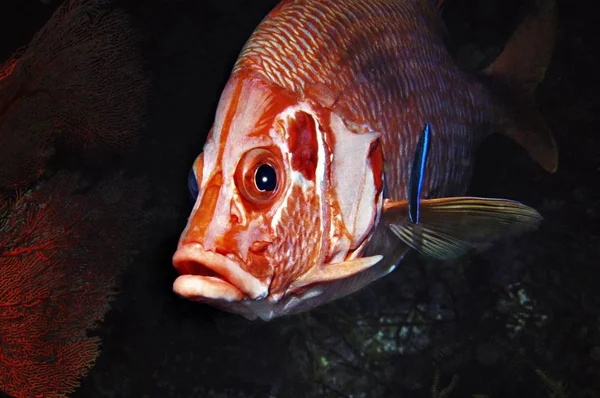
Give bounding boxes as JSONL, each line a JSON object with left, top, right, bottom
{"left": 1, "top": 0, "right": 599, "bottom": 397}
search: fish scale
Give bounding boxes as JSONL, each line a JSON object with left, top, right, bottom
{"left": 234, "top": 0, "right": 492, "bottom": 201}
{"left": 172, "top": 0, "right": 557, "bottom": 320}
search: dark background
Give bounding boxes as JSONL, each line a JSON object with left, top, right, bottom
{"left": 1, "top": 0, "right": 599, "bottom": 396}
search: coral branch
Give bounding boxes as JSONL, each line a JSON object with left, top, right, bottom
{"left": 0, "top": 171, "right": 147, "bottom": 397}
{"left": 0, "top": 0, "right": 149, "bottom": 190}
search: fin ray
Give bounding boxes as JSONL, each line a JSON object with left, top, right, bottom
{"left": 383, "top": 197, "right": 543, "bottom": 260}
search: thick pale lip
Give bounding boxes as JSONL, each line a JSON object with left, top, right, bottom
{"left": 172, "top": 243, "right": 268, "bottom": 301}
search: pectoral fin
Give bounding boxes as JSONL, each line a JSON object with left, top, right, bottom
{"left": 288, "top": 255, "right": 383, "bottom": 292}
{"left": 382, "top": 197, "right": 543, "bottom": 260}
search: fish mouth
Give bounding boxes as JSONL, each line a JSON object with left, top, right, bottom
{"left": 172, "top": 243, "right": 268, "bottom": 301}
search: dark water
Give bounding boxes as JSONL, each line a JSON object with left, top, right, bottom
{"left": 1, "top": 0, "right": 598, "bottom": 397}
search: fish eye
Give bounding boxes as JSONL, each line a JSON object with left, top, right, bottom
{"left": 188, "top": 168, "right": 199, "bottom": 202}
{"left": 235, "top": 147, "right": 285, "bottom": 206}
{"left": 254, "top": 164, "right": 277, "bottom": 192}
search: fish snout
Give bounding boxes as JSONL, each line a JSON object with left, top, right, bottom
{"left": 172, "top": 243, "right": 269, "bottom": 302}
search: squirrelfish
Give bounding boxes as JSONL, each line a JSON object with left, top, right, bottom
{"left": 172, "top": 0, "right": 558, "bottom": 320}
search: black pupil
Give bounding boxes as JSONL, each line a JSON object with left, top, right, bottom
{"left": 254, "top": 164, "right": 277, "bottom": 192}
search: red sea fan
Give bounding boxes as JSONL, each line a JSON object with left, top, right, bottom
{"left": 0, "top": 171, "right": 147, "bottom": 397}
{"left": 0, "top": 0, "right": 149, "bottom": 190}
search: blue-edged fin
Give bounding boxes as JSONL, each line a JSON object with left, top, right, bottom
{"left": 382, "top": 197, "right": 543, "bottom": 260}
{"left": 408, "top": 123, "right": 431, "bottom": 224}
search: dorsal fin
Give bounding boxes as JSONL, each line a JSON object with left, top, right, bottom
{"left": 483, "top": 0, "right": 558, "bottom": 173}
{"left": 484, "top": 1, "right": 557, "bottom": 96}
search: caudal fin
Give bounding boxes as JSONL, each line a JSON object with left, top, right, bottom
{"left": 483, "top": 0, "right": 558, "bottom": 173}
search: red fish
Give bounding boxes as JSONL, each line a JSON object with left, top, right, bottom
{"left": 172, "top": 0, "right": 557, "bottom": 320}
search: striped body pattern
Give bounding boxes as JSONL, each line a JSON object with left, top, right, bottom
{"left": 234, "top": 0, "right": 494, "bottom": 200}
{"left": 171, "top": 0, "right": 552, "bottom": 320}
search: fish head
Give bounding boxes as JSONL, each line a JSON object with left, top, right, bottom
{"left": 172, "top": 74, "right": 385, "bottom": 320}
